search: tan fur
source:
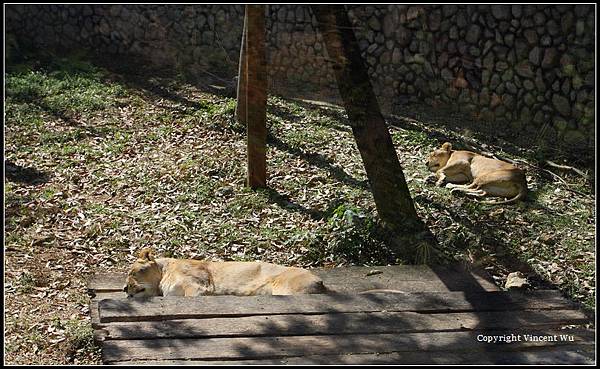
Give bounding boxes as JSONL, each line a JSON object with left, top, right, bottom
{"left": 426, "top": 142, "right": 527, "bottom": 205}
{"left": 124, "top": 248, "right": 328, "bottom": 297}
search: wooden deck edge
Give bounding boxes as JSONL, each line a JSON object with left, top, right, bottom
{"left": 92, "top": 309, "right": 592, "bottom": 341}
{"left": 105, "top": 341, "right": 596, "bottom": 365}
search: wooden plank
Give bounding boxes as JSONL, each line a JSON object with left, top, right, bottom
{"left": 91, "top": 292, "right": 124, "bottom": 328}
{"left": 98, "top": 309, "right": 590, "bottom": 340}
{"left": 111, "top": 345, "right": 596, "bottom": 365}
{"left": 312, "top": 264, "right": 499, "bottom": 292}
{"left": 91, "top": 292, "right": 125, "bottom": 329}
{"left": 330, "top": 280, "right": 478, "bottom": 293}
{"left": 87, "top": 264, "right": 499, "bottom": 294}
{"left": 90, "top": 300, "right": 100, "bottom": 326}
{"left": 88, "top": 273, "right": 126, "bottom": 294}
{"left": 315, "top": 264, "right": 445, "bottom": 281}
{"left": 101, "top": 329, "right": 595, "bottom": 362}
{"left": 97, "top": 290, "right": 576, "bottom": 323}
{"left": 93, "top": 291, "right": 125, "bottom": 300}
{"left": 429, "top": 264, "right": 500, "bottom": 292}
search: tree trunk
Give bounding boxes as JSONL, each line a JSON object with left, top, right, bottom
{"left": 244, "top": 5, "right": 267, "bottom": 188}
{"left": 311, "top": 5, "right": 429, "bottom": 259}
{"left": 234, "top": 11, "right": 247, "bottom": 125}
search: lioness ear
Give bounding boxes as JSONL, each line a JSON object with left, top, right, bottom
{"left": 138, "top": 248, "right": 155, "bottom": 262}
{"left": 441, "top": 142, "right": 452, "bottom": 151}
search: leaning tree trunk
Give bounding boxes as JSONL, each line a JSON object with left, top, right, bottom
{"left": 234, "top": 10, "right": 247, "bottom": 126}
{"left": 311, "top": 5, "right": 432, "bottom": 261}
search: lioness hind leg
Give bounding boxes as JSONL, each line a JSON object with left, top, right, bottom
{"left": 447, "top": 182, "right": 478, "bottom": 190}
{"left": 471, "top": 171, "right": 523, "bottom": 199}
{"left": 462, "top": 189, "right": 487, "bottom": 197}
{"left": 449, "top": 183, "right": 479, "bottom": 197}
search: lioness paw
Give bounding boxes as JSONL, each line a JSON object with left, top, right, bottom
{"left": 424, "top": 173, "right": 437, "bottom": 184}
{"left": 450, "top": 188, "right": 466, "bottom": 197}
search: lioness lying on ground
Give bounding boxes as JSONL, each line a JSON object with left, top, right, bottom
{"left": 123, "top": 248, "right": 328, "bottom": 297}
{"left": 426, "top": 142, "right": 527, "bottom": 205}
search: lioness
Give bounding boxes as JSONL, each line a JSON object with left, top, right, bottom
{"left": 426, "top": 142, "right": 527, "bottom": 205}
{"left": 123, "top": 248, "right": 328, "bottom": 297}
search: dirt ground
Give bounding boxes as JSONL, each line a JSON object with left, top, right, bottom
{"left": 4, "top": 54, "right": 595, "bottom": 364}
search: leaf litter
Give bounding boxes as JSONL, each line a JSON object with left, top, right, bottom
{"left": 4, "top": 56, "right": 595, "bottom": 364}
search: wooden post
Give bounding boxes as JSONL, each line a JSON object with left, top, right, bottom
{"left": 311, "top": 5, "right": 428, "bottom": 258}
{"left": 245, "top": 5, "right": 267, "bottom": 188}
{"left": 234, "top": 10, "right": 247, "bottom": 125}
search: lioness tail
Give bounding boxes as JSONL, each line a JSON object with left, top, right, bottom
{"left": 479, "top": 187, "right": 527, "bottom": 205}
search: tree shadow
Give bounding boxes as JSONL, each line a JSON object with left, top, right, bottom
{"left": 92, "top": 53, "right": 238, "bottom": 106}
{"left": 5, "top": 160, "right": 51, "bottom": 185}
{"left": 413, "top": 186, "right": 591, "bottom": 296}
{"left": 260, "top": 188, "right": 324, "bottom": 221}
{"left": 266, "top": 133, "right": 370, "bottom": 192}
{"left": 267, "top": 98, "right": 351, "bottom": 133}
{"left": 7, "top": 92, "right": 120, "bottom": 145}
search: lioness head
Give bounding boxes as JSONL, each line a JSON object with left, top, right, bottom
{"left": 123, "top": 248, "right": 162, "bottom": 297}
{"left": 426, "top": 142, "right": 453, "bottom": 172}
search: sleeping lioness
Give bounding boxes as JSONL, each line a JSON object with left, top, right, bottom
{"left": 123, "top": 248, "right": 328, "bottom": 297}
{"left": 426, "top": 142, "right": 527, "bottom": 205}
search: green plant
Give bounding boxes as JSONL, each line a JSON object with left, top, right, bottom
{"left": 17, "top": 272, "right": 36, "bottom": 293}
{"left": 323, "top": 203, "right": 394, "bottom": 265}
{"left": 64, "top": 319, "right": 100, "bottom": 361}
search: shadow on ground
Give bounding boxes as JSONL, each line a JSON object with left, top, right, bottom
{"left": 5, "top": 160, "right": 50, "bottom": 185}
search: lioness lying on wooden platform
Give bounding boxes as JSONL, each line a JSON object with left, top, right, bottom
{"left": 426, "top": 142, "right": 527, "bottom": 205}
{"left": 123, "top": 248, "right": 328, "bottom": 297}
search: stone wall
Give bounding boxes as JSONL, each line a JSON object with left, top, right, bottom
{"left": 5, "top": 5, "right": 245, "bottom": 74}
{"left": 6, "top": 4, "right": 595, "bottom": 147}
{"left": 344, "top": 4, "right": 595, "bottom": 147}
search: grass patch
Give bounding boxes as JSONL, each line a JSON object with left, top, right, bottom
{"left": 5, "top": 60, "right": 125, "bottom": 119}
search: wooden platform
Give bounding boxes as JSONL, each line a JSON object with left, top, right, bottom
{"left": 88, "top": 264, "right": 595, "bottom": 365}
